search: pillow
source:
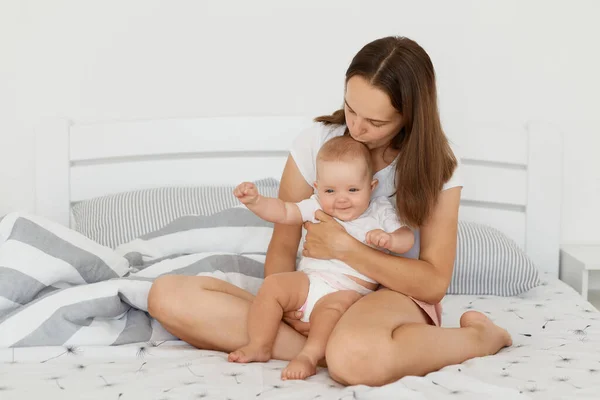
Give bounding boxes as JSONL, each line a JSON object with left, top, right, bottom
{"left": 71, "top": 178, "right": 279, "bottom": 249}
{"left": 447, "top": 221, "right": 540, "bottom": 296}
{"left": 116, "top": 206, "right": 274, "bottom": 270}
{"left": 115, "top": 202, "right": 539, "bottom": 296}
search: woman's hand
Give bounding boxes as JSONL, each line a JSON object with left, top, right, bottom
{"left": 282, "top": 311, "right": 310, "bottom": 336}
{"left": 303, "top": 210, "right": 356, "bottom": 260}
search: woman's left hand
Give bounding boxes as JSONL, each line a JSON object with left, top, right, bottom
{"left": 303, "top": 210, "right": 356, "bottom": 260}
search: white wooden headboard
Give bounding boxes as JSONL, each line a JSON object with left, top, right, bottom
{"left": 34, "top": 117, "right": 562, "bottom": 276}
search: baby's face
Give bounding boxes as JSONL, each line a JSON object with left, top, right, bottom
{"left": 315, "top": 160, "right": 375, "bottom": 221}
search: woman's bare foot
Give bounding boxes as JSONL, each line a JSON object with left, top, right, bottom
{"left": 228, "top": 343, "right": 271, "bottom": 363}
{"left": 460, "top": 311, "right": 513, "bottom": 355}
{"left": 281, "top": 352, "right": 318, "bottom": 380}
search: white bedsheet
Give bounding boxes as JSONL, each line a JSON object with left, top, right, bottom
{"left": 1, "top": 274, "right": 599, "bottom": 400}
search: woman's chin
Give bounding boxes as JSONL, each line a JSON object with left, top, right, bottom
{"left": 349, "top": 134, "right": 368, "bottom": 146}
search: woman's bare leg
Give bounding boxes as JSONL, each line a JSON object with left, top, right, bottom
{"left": 326, "top": 289, "right": 512, "bottom": 386}
{"left": 147, "top": 275, "right": 308, "bottom": 361}
{"left": 282, "top": 290, "right": 362, "bottom": 381}
{"left": 228, "top": 271, "right": 309, "bottom": 363}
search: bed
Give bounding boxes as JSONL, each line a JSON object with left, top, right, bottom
{"left": 0, "top": 116, "right": 598, "bottom": 399}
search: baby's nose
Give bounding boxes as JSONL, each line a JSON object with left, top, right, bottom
{"left": 336, "top": 195, "right": 350, "bottom": 204}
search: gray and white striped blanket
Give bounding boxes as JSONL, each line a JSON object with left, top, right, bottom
{"left": 0, "top": 208, "right": 271, "bottom": 347}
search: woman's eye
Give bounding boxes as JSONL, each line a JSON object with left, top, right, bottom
{"left": 370, "top": 121, "right": 383, "bottom": 128}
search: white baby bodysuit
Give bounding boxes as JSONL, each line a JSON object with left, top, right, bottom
{"left": 295, "top": 194, "right": 404, "bottom": 283}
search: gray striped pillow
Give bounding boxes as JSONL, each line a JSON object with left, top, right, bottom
{"left": 448, "top": 221, "right": 540, "bottom": 296}
{"left": 71, "top": 178, "right": 279, "bottom": 249}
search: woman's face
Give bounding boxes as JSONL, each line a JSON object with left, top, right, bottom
{"left": 344, "top": 75, "right": 404, "bottom": 150}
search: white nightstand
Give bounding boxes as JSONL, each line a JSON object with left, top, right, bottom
{"left": 560, "top": 244, "right": 600, "bottom": 302}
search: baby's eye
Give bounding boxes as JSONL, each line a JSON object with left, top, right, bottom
{"left": 325, "top": 189, "right": 334, "bottom": 194}
{"left": 349, "top": 188, "right": 359, "bottom": 192}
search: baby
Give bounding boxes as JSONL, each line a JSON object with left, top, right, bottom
{"left": 228, "top": 135, "right": 415, "bottom": 380}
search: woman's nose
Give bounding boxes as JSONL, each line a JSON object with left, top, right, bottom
{"left": 352, "top": 116, "right": 367, "bottom": 133}
{"left": 357, "top": 118, "right": 369, "bottom": 134}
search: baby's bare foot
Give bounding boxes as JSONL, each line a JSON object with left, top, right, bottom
{"left": 460, "top": 310, "right": 513, "bottom": 355}
{"left": 281, "top": 353, "right": 318, "bottom": 380}
{"left": 228, "top": 344, "right": 271, "bottom": 363}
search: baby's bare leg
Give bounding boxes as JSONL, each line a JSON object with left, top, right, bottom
{"left": 229, "top": 271, "right": 309, "bottom": 363}
{"left": 282, "top": 290, "right": 363, "bottom": 380}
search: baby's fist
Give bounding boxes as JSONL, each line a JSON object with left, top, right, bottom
{"left": 366, "top": 229, "right": 391, "bottom": 250}
{"left": 234, "top": 182, "right": 259, "bottom": 205}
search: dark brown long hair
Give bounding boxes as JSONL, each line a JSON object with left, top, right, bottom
{"left": 315, "top": 36, "right": 457, "bottom": 227}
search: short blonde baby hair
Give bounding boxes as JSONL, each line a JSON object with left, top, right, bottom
{"left": 316, "top": 135, "right": 373, "bottom": 177}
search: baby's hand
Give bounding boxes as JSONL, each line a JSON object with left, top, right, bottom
{"left": 365, "top": 229, "right": 392, "bottom": 250}
{"left": 234, "top": 182, "right": 260, "bottom": 205}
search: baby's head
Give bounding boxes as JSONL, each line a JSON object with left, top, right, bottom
{"left": 314, "top": 135, "right": 378, "bottom": 221}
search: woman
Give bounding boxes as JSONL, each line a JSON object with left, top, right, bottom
{"left": 147, "top": 36, "right": 512, "bottom": 387}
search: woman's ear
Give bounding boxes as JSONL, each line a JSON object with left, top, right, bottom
{"left": 371, "top": 178, "right": 379, "bottom": 191}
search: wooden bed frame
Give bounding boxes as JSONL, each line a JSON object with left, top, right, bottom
{"left": 33, "top": 116, "right": 563, "bottom": 276}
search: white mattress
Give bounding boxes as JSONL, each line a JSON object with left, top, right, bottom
{"left": 1, "top": 274, "right": 599, "bottom": 400}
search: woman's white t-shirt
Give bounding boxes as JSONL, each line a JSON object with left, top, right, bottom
{"left": 289, "top": 122, "right": 463, "bottom": 260}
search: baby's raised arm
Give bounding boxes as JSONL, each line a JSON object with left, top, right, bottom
{"left": 234, "top": 182, "right": 304, "bottom": 225}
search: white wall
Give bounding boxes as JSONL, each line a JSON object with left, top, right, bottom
{"left": 1, "top": 0, "right": 599, "bottom": 245}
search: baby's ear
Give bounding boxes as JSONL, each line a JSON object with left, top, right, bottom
{"left": 371, "top": 178, "right": 379, "bottom": 191}
{"left": 313, "top": 181, "right": 319, "bottom": 190}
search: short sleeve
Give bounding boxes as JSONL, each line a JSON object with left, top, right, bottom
{"left": 443, "top": 146, "right": 464, "bottom": 191}
{"left": 289, "top": 122, "right": 345, "bottom": 187}
{"left": 373, "top": 197, "right": 403, "bottom": 233}
{"left": 295, "top": 195, "right": 321, "bottom": 223}
{"left": 289, "top": 124, "right": 323, "bottom": 187}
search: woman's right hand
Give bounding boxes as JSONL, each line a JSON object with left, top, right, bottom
{"left": 282, "top": 310, "right": 311, "bottom": 336}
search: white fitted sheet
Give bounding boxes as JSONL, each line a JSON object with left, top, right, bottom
{"left": 1, "top": 273, "right": 599, "bottom": 400}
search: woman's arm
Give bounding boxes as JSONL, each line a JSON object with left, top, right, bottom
{"left": 264, "top": 155, "right": 314, "bottom": 278}
{"left": 303, "top": 187, "right": 461, "bottom": 304}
